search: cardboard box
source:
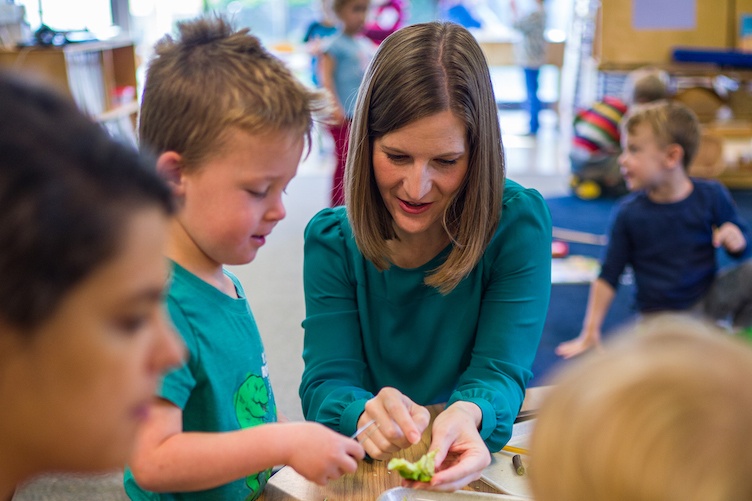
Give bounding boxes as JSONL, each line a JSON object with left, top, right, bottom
{"left": 596, "top": 0, "right": 730, "bottom": 67}
{"left": 545, "top": 41, "right": 565, "bottom": 67}
{"left": 673, "top": 86, "right": 725, "bottom": 123}
{"left": 729, "top": 80, "right": 752, "bottom": 119}
{"left": 691, "top": 121, "right": 752, "bottom": 188}
{"left": 477, "top": 41, "right": 564, "bottom": 67}
{"left": 478, "top": 41, "right": 516, "bottom": 67}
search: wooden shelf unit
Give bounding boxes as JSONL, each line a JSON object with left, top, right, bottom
{"left": 591, "top": 64, "right": 752, "bottom": 189}
{"left": 0, "top": 39, "right": 138, "bottom": 124}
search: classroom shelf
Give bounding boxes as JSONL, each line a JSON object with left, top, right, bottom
{"left": 0, "top": 39, "right": 138, "bottom": 139}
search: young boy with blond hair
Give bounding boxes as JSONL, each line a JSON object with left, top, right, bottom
{"left": 557, "top": 100, "right": 752, "bottom": 359}
{"left": 124, "top": 16, "right": 364, "bottom": 500}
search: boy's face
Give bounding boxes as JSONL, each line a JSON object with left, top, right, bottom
{"left": 618, "top": 122, "right": 675, "bottom": 192}
{"left": 177, "top": 128, "right": 303, "bottom": 267}
{"left": 2, "top": 208, "right": 184, "bottom": 473}
{"left": 339, "top": 0, "right": 370, "bottom": 35}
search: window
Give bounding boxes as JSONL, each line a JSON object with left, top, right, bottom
{"left": 17, "top": 0, "right": 113, "bottom": 33}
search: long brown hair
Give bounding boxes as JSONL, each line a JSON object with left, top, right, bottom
{"left": 346, "top": 21, "right": 504, "bottom": 294}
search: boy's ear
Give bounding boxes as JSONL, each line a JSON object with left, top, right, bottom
{"left": 156, "top": 151, "right": 186, "bottom": 196}
{"left": 664, "top": 143, "right": 685, "bottom": 168}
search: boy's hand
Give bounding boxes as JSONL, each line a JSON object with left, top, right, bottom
{"left": 357, "top": 387, "right": 430, "bottom": 460}
{"left": 555, "top": 327, "right": 602, "bottom": 359}
{"left": 714, "top": 222, "right": 747, "bottom": 254}
{"left": 286, "top": 422, "right": 364, "bottom": 485}
{"left": 405, "top": 401, "right": 489, "bottom": 492}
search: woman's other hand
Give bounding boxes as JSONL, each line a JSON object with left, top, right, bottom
{"left": 407, "top": 401, "right": 490, "bottom": 492}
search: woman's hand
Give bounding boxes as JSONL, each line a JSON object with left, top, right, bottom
{"left": 404, "top": 401, "right": 491, "bottom": 492}
{"left": 356, "top": 387, "right": 430, "bottom": 460}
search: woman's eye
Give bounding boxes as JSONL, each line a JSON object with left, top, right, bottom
{"left": 435, "top": 158, "right": 458, "bottom": 166}
{"left": 386, "top": 153, "right": 409, "bottom": 163}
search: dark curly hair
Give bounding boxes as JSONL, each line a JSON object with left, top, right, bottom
{"left": 0, "top": 73, "right": 174, "bottom": 330}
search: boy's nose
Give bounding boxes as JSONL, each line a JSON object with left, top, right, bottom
{"left": 617, "top": 151, "right": 627, "bottom": 166}
{"left": 266, "top": 194, "right": 287, "bottom": 222}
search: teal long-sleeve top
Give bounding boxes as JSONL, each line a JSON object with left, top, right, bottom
{"left": 299, "top": 180, "right": 552, "bottom": 452}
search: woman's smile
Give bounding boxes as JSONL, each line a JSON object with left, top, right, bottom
{"left": 398, "top": 198, "right": 433, "bottom": 214}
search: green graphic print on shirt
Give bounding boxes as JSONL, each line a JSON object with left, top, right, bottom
{"left": 235, "top": 373, "right": 275, "bottom": 499}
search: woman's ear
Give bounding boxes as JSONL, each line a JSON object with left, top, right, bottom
{"left": 156, "top": 151, "right": 186, "bottom": 197}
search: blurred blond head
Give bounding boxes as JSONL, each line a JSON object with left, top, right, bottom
{"left": 530, "top": 314, "right": 752, "bottom": 501}
{"left": 623, "top": 67, "right": 670, "bottom": 105}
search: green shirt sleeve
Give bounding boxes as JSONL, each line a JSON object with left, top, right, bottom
{"left": 159, "top": 295, "right": 198, "bottom": 409}
{"left": 446, "top": 184, "right": 551, "bottom": 451}
{"left": 300, "top": 207, "right": 372, "bottom": 436}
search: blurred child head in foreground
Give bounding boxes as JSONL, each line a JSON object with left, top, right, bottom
{"left": 531, "top": 314, "right": 752, "bottom": 501}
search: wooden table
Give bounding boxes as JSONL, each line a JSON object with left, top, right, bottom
{"left": 259, "top": 386, "right": 550, "bottom": 501}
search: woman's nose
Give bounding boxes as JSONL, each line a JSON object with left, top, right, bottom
{"left": 404, "top": 162, "right": 432, "bottom": 200}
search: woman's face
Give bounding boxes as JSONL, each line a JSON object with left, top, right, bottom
{"left": 372, "top": 109, "right": 469, "bottom": 244}
{"left": 0, "top": 207, "right": 184, "bottom": 476}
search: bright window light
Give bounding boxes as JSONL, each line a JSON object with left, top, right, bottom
{"left": 17, "top": 0, "right": 112, "bottom": 32}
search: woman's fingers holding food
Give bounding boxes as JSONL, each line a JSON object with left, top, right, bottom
{"left": 365, "top": 388, "right": 427, "bottom": 450}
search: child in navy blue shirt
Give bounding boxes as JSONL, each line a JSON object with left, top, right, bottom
{"left": 557, "top": 100, "right": 752, "bottom": 359}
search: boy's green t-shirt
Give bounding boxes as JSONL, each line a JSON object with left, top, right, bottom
{"left": 124, "top": 262, "right": 277, "bottom": 501}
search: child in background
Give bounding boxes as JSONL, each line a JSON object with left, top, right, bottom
{"left": 532, "top": 314, "right": 752, "bottom": 501}
{"left": 511, "top": 0, "right": 546, "bottom": 136}
{"left": 0, "top": 73, "right": 184, "bottom": 500}
{"left": 319, "top": 0, "right": 377, "bottom": 206}
{"left": 363, "top": 0, "right": 406, "bottom": 44}
{"left": 556, "top": 100, "right": 752, "bottom": 359}
{"left": 570, "top": 68, "right": 670, "bottom": 199}
{"left": 303, "top": 0, "right": 338, "bottom": 86}
{"left": 124, "top": 16, "right": 364, "bottom": 501}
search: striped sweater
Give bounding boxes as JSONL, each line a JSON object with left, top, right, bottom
{"left": 571, "top": 96, "right": 628, "bottom": 159}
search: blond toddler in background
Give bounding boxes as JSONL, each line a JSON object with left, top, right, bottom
{"left": 557, "top": 100, "right": 751, "bottom": 359}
